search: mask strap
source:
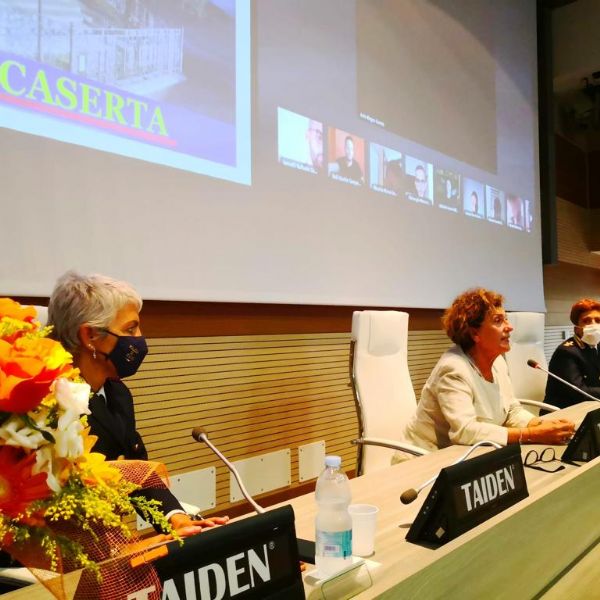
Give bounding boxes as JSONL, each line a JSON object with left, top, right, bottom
{"left": 99, "top": 329, "right": 120, "bottom": 339}
{"left": 94, "top": 329, "right": 117, "bottom": 361}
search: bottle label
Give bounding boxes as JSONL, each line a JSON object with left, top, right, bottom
{"left": 316, "top": 530, "right": 352, "bottom": 559}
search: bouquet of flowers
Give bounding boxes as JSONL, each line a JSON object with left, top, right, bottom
{"left": 0, "top": 298, "right": 171, "bottom": 599}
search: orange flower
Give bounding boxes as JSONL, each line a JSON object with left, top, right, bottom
{"left": 0, "top": 446, "right": 52, "bottom": 518}
{"left": 0, "top": 337, "right": 72, "bottom": 413}
{"left": 0, "top": 299, "right": 38, "bottom": 344}
{"left": 0, "top": 298, "right": 37, "bottom": 323}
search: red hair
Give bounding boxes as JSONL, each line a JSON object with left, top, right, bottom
{"left": 570, "top": 298, "right": 600, "bottom": 325}
{"left": 442, "top": 288, "right": 504, "bottom": 351}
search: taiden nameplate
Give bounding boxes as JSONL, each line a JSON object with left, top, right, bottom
{"left": 407, "top": 444, "right": 528, "bottom": 545}
{"left": 562, "top": 407, "right": 600, "bottom": 465}
{"left": 152, "top": 505, "right": 304, "bottom": 600}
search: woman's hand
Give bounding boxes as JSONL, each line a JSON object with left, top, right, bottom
{"left": 527, "top": 418, "right": 575, "bottom": 445}
{"left": 169, "top": 513, "right": 229, "bottom": 537}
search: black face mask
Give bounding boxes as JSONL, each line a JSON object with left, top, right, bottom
{"left": 99, "top": 330, "right": 148, "bottom": 378}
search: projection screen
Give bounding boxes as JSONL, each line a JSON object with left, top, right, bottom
{"left": 0, "top": 0, "right": 544, "bottom": 310}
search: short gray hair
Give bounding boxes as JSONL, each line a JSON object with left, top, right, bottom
{"left": 48, "top": 271, "right": 142, "bottom": 353}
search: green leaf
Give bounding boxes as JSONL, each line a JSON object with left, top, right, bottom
{"left": 21, "top": 414, "right": 55, "bottom": 443}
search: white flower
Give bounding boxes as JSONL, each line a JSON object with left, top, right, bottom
{"left": 54, "top": 378, "right": 91, "bottom": 415}
{"left": 34, "top": 446, "right": 62, "bottom": 492}
{"left": 54, "top": 409, "right": 85, "bottom": 459}
{"left": 0, "top": 415, "right": 45, "bottom": 449}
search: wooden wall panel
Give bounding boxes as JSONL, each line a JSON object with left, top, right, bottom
{"left": 137, "top": 302, "right": 445, "bottom": 337}
{"left": 407, "top": 330, "right": 452, "bottom": 397}
{"left": 555, "top": 134, "right": 587, "bottom": 207}
{"left": 555, "top": 197, "right": 600, "bottom": 268}
{"left": 588, "top": 150, "right": 600, "bottom": 210}
{"left": 543, "top": 261, "right": 600, "bottom": 325}
{"left": 127, "top": 332, "right": 358, "bottom": 516}
{"left": 544, "top": 326, "right": 572, "bottom": 363}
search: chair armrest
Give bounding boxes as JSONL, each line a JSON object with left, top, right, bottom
{"left": 518, "top": 398, "right": 559, "bottom": 413}
{"left": 351, "top": 436, "right": 428, "bottom": 457}
{"left": 0, "top": 567, "right": 37, "bottom": 588}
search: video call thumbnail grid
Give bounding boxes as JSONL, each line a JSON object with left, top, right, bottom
{"left": 277, "top": 107, "right": 533, "bottom": 233}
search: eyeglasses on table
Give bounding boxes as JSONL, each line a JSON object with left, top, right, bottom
{"left": 523, "top": 447, "right": 566, "bottom": 473}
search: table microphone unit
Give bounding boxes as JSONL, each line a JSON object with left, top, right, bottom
{"left": 191, "top": 426, "right": 265, "bottom": 514}
{"left": 527, "top": 359, "right": 600, "bottom": 403}
{"left": 191, "top": 426, "right": 316, "bottom": 564}
{"left": 400, "top": 440, "right": 503, "bottom": 505}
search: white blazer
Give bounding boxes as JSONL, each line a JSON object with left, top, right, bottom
{"left": 405, "top": 345, "right": 534, "bottom": 450}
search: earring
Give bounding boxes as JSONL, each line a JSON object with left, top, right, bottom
{"left": 89, "top": 345, "right": 96, "bottom": 360}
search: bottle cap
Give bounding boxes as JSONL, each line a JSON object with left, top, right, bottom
{"left": 324, "top": 455, "right": 342, "bottom": 468}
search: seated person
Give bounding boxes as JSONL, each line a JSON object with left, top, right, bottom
{"left": 507, "top": 194, "right": 524, "bottom": 227}
{"left": 492, "top": 195, "right": 503, "bottom": 221}
{"left": 306, "top": 119, "right": 323, "bottom": 172}
{"left": 413, "top": 165, "right": 428, "bottom": 199}
{"left": 405, "top": 288, "right": 575, "bottom": 450}
{"left": 329, "top": 135, "right": 364, "bottom": 183}
{"left": 468, "top": 191, "right": 479, "bottom": 214}
{"left": 383, "top": 159, "right": 404, "bottom": 194}
{"left": 544, "top": 298, "right": 600, "bottom": 408}
{"left": 48, "top": 271, "right": 226, "bottom": 535}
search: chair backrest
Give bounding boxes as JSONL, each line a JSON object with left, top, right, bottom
{"left": 351, "top": 310, "right": 417, "bottom": 474}
{"left": 504, "top": 312, "right": 547, "bottom": 402}
{"left": 33, "top": 305, "right": 48, "bottom": 327}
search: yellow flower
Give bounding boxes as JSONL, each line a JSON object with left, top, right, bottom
{"left": 0, "top": 300, "right": 37, "bottom": 343}
{"left": 76, "top": 431, "right": 122, "bottom": 486}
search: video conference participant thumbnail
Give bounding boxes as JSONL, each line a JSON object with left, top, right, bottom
{"left": 369, "top": 143, "right": 404, "bottom": 196}
{"left": 463, "top": 178, "right": 485, "bottom": 219}
{"left": 486, "top": 186, "right": 505, "bottom": 225}
{"left": 434, "top": 168, "right": 461, "bottom": 212}
{"left": 404, "top": 156, "right": 433, "bottom": 205}
{"left": 277, "top": 107, "right": 324, "bottom": 174}
{"left": 524, "top": 199, "right": 534, "bottom": 232}
{"left": 506, "top": 194, "right": 525, "bottom": 230}
{"left": 328, "top": 129, "right": 365, "bottom": 185}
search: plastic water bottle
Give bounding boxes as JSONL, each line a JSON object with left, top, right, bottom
{"left": 315, "top": 455, "right": 352, "bottom": 578}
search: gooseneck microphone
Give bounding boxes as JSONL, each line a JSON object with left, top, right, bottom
{"left": 527, "top": 359, "right": 600, "bottom": 403}
{"left": 400, "top": 440, "right": 503, "bottom": 505}
{"left": 191, "top": 426, "right": 265, "bottom": 514}
{"left": 192, "top": 426, "right": 317, "bottom": 565}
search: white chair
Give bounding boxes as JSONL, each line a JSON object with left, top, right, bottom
{"left": 350, "top": 310, "right": 428, "bottom": 476}
{"left": 505, "top": 312, "right": 558, "bottom": 414}
{"left": 0, "top": 567, "right": 37, "bottom": 590}
{"left": 33, "top": 305, "right": 48, "bottom": 327}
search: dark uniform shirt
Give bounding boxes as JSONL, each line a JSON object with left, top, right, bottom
{"left": 336, "top": 157, "right": 363, "bottom": 183}
{"left": 544, "top": 335, "right": 600, "bottom": 408}
{"left": 89, "top": 378, "right": 185, "bottom": 521}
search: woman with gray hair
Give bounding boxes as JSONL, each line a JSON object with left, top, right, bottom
{"left": 48, "top": 271, "right": 225, "bottom": 535}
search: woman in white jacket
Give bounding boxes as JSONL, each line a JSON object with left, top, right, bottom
{"left": 405, "top": 288, "right": 575, "bottom": 450}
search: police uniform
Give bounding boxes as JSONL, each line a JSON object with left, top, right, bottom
{"left": 544, "top": 335, "right": 600, "bottom": 408}
{"left": 89, "top": 378, "right": 184, "bottom": 519}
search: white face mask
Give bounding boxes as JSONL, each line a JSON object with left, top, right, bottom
{"left": 581, "top": 324, "right": 600, "bottom": 346}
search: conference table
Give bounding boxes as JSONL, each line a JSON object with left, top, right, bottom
{"left": 2, "top": 402, "right": 599, "bottom": 599}
{"left": 292, "top": 400, "right": 600, "bottom": 599}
